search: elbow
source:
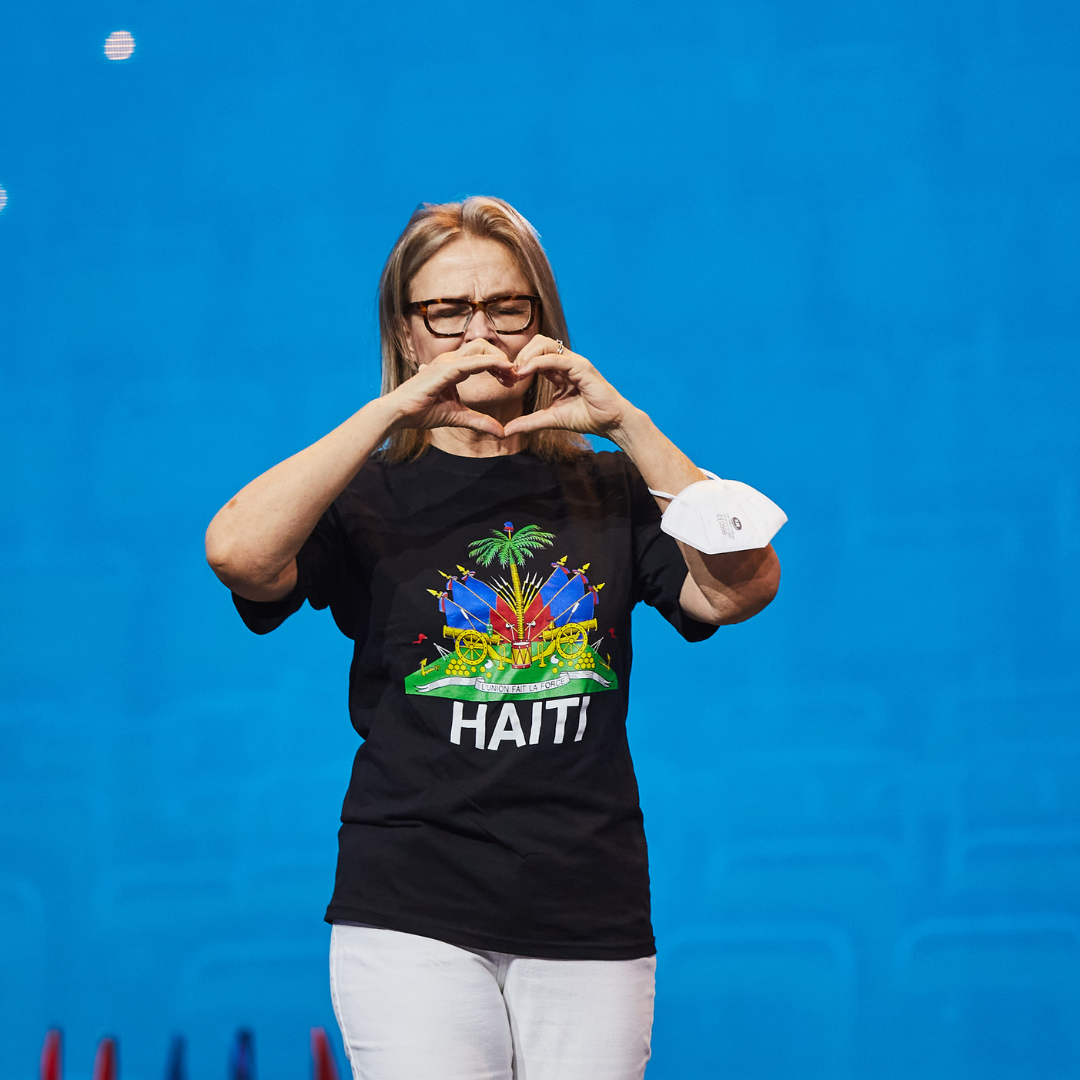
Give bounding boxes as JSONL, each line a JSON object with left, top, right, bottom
{"left": 205, "top": 525, "right": 242, "bottom": 588}
{"left": 723, "top": 585, "right": 777, "bottom": 625}
{"left": 753, "top": 563, "right": 781, "bottom": 616}
{"left": 205, "top": 524, "right": 296, "bottom": 601}
{"left": 204, "top": 524, "right": 260, "bottom": 591}
{"left": 758, "top": 550, "right": 782, "bottom": 607}
{"left": 745, "top": 551, "right": 781, "bottom": 619}
{"left": 719, "top": 549, "right": 781, "bottom": 625}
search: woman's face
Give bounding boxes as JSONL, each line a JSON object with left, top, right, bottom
{"left": 406, "top": 236, "right": 539, "bottom": 411}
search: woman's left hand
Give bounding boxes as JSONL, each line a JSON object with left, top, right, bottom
{"left": 502, "top": 337, "right": 633, "bottom": 439}
{"left": 506, "top": 335, "right": 782, "bottom": 626}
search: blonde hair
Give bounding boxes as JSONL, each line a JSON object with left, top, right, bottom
{"left": 378, "top": 196, "right": 592, "bottom": 464}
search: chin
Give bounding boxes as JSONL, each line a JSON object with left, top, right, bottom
{"left": 457, "top": 373, "right": 530, "bottom": 412}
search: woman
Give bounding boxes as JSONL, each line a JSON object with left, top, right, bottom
{"left": 205, "top": 196, "right": 781, "bottom": 1080}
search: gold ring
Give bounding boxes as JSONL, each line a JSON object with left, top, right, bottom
{"left": 555, "top": 339, "right": 565, "bottom": 354}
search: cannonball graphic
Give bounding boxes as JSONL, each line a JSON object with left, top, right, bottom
{"left": 104, "top": 31, "right": 135, "bottom": 60}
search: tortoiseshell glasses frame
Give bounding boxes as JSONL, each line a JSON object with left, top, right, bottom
{"left": 405, "top": 295, "right": 542, "bottom": 338}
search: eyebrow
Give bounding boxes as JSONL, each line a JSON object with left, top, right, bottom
{"left": 411, "top": 293, "right": 522, "bottom": 303}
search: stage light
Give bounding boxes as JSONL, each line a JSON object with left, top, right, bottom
{"left": 104, "top": 31, "right": 135, "bottom": 60}
{"left": 0, "top": 186, "right": 7, "bottom": 213}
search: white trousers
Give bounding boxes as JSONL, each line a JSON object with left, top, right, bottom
{"left": 329, "top": 923, "right": 656, "bottom": 1080}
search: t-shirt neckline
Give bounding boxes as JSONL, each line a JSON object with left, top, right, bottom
{"left": 422, "top": 444, "right": 534, "bottom": 475}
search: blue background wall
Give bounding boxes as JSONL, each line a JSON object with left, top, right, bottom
{"left": 2, "top": 1, "right": 1079, "bottom": 1077}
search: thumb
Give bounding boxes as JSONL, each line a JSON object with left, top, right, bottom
{"left": 452, "top": 406, "right": 508, "bottom": 438}
{"left": 503, "top": 408, "right": 562, "bottom": 437}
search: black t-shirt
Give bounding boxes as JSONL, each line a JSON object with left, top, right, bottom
{"left": 232, "top": 446, "right": 718, "bottom": 959}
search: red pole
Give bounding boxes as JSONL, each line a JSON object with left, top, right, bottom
{"left": 40, "top": 1030, "right": 62, "bottom": 1080}
{"left": 309, "top": 1028, "right": 340, "bottom": 1080}
{"left": 92, "top": 1039, "right": 118, "bottom": 1080}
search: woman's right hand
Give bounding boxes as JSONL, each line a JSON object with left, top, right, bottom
{"left": 385, "top": 341, "right": 520, "bottom": 438}
{"left": 206, "top": 342, "right": 520, "bottom": 599}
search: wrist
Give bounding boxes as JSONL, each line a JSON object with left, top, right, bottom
{"left": 367, "top": 391, "right": 409, "bottom": 436}
{"left": 607, "top": 404, "right": 654, "bottom": 453}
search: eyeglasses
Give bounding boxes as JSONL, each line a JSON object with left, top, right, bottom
{"left": 405, "top": 295, "right": 541, "bottom": 338}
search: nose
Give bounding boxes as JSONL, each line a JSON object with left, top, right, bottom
{"left": 461, "top": 305, "right": 500, "bottom": 345}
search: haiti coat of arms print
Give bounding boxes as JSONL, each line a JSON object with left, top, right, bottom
{"left": 405, "top": 522, "right": 619, "bottom": 703}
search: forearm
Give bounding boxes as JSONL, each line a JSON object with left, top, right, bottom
{"left": 608, "top": 405, "right": 708, "bottom": 497}
{"left": 205, "top": 395, "right": 400, "bottom": 597}
{"left": 677, "top": 542, "right": 781, "bottom": 625}
{"left": 609, "top": 407, "right": 781, "bottom": 624}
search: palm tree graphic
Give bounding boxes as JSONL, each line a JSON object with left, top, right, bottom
{"left": 468, "top": 522, "right": 555, "bottom": 640}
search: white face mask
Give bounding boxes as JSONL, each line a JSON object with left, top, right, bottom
{"left": 648, "top": 470, "right": 787, "bottom": 554}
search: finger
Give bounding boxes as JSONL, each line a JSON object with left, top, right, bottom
{"left": 453, "top": 339, "right": 512, "bottom": 363}
{"left": 427, "top": 351, "right": 518, "bottom": 384}
{"left": 447, "top": 342, "right": 514, "bottom": 374}
{"left": 514, "top": 334, "right": 560, "bottom": 365}
{"left": 443, "top": 347, "right": 513, "bottom": 371}
{"left": 515, "top": 352, "right": 585, "bottom": 379}
{"left": 414, "top": 340, "right": 512, "bottom": 381}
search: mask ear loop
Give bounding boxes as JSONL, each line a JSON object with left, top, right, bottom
{"left": 648, "top": 469, "right": 722, "bottom": 501}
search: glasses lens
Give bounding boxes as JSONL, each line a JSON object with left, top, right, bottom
{"left": 487, "top": 298, "right": 533, "bottom": 333}
{"left": 425, "top": 302, "right": 473, "bottom": 335}
{"left": 423, "top": 298, "right": 535, "bottom": 335}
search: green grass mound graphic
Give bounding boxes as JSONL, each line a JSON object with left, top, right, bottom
{"left": 405, "top": 645, "right": 618, "bottom": 702}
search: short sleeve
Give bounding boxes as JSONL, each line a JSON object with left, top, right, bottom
{"left": 628, "top": 461, "right": 720, "bottom": 643}
{"left": 231, "top": 501, "right": 362, "bottom": 639}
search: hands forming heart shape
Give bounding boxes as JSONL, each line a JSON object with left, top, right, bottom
{"left": 389, "top": 335, "right": 633, "bottom": 441}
